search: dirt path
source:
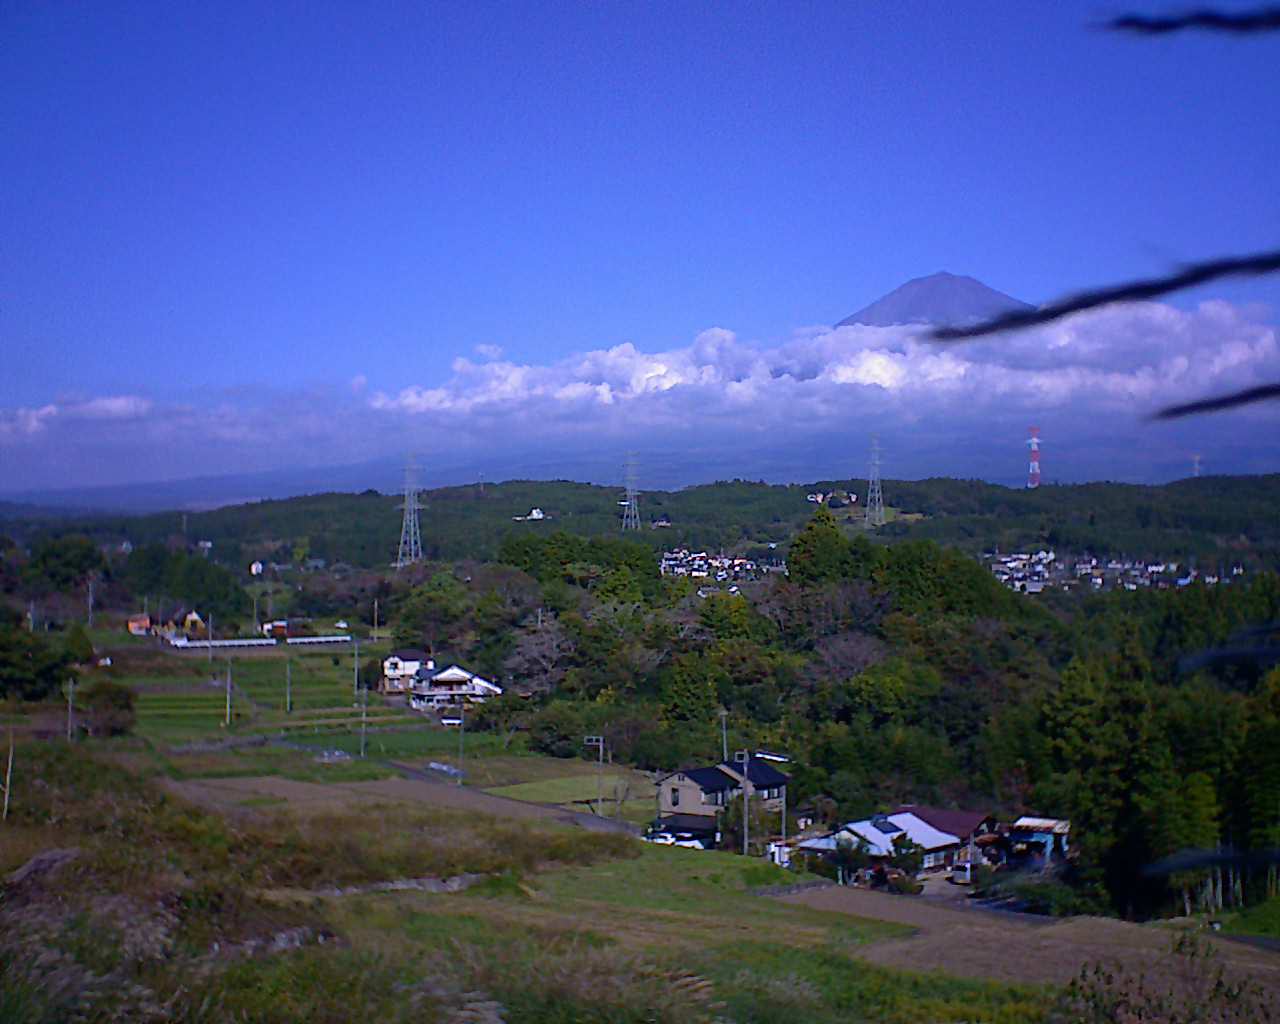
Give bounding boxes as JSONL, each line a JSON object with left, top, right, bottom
{"left": 778, "top": 885, "right": 1280, "bottom": 992}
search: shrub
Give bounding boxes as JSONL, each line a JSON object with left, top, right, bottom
{"left": 888, "top": 874, "right": 923, "bottom": 896}
{"left": 81, "top": 680, "right": 136, "bottom": 736}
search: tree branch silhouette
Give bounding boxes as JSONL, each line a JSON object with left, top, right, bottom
{"left": 1109, "top": 7, "right": 1280, "bottom": 34}
{"left": 931, "top": 249, "right": 1280, "bottom": 341}
{"left": 1153, "top": 381, "right": 1280, "bottom": 419}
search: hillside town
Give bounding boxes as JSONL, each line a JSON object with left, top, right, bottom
{"left": 984, "top": 549, "right": 1247, "bottom": 595}
{"left": 659, "top": 547, "right": 785, "bottom": 582}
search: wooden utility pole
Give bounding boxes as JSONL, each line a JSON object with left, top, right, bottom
{"left": 224, "top": 659, "right": 232, "bottom": 727}
{"left": 285, "top": 657, "right": 292, "bottom": 714}
{"left": 2, "top": 729, "right": 14, "bottom": 822}
{"left": 359, "top": 683, "right": 368, "bottom": 759}
{"left": 584, "top": 735, "right": 605, "bottom": 816}
{"left": 66, "top": 678, "right": 76, "bottom": 742}
{"left": 456, "top": 703, "right": 465, "bottom": 785}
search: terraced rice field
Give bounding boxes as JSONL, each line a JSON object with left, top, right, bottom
{"left": 128, "top": 650, "right": 421, "bottom": 743}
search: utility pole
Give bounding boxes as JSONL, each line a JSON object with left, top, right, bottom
{"left": 285, "top": 657, "right": 293, "bottom": 714}
{"left": 1, "top": 728, "right": 13, "bottom": 822}
{"left": 737, "top": 749, "right": 751, "bottom": 857}
{"left": 208, "top": 613, "right": 214, "bottom": 665}
{"left": 456, "top": 702, "right": 465, "bottom": 785}
{"left": 359, "top": 682, "right": 368, "bottom": 759}
{"left": 86, "top": 575, "right": 95, "bottom": 629}
{"left": 781, "top": 783, "right": 787, "bottom": 844}
{"left": 353, "top": 637, "right": 360, "bottom": 697}
{"left": 373, "top": 598, "right": 379, "bottom": 638}
{"left": 224, "top": 659, "right": 232, "bottom": 727}
{"left": 65, "top": 678, "right": 76, "bottom": 742}
{"left": 585, "top": 735, "right": 605, "bottom": 817}
{"left": 718, "top": 709, "right": 728, "bottom": 762}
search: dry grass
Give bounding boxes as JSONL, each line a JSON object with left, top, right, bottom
{"left": 780, "top": 885, "right": 1280, "bottom": 996}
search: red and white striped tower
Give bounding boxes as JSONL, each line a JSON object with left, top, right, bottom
{"left": 1027, "top": 427, "right": 1041, "bottom": 489}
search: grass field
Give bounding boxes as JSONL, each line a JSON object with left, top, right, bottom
{"left": 488, "top": 769, "right": 658, "bottom": 824}
{"left": 1224, "top": 895, "right": 1280, "bottom": 938}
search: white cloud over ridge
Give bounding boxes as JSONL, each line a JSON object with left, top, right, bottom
{"left": 368, "top": 300, "right": 1277, "bottom": 434}
{"left": 1, "top": 300, "right": 1277, "bottom": 491}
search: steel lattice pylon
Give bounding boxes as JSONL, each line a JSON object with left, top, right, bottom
{"left": 621, "top": 454, "right": 641, "bottom": 531}
{"left": 396, "top": 457, "right": 424, "bottom": 568}
{"left": 864, "top": 436, "right": 885, "bottom": 529}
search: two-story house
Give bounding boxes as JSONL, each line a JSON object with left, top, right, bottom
{"left": 656, "top": 753, "right": 789, "bottom": 839}
{"left": 382, "top": 648, "right": 434, "bottom": 693}
{"left": 408, "top": 664, "right": 502, "bottom": 710}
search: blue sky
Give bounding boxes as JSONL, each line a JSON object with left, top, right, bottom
{"left": 3, "top": 2, "right": 1278, "bottom": 496}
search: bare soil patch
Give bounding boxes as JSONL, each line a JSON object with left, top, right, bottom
{"left": 779, "top": 885, "right": 1280, "bottom": 992}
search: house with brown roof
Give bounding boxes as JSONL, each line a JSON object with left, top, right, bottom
{"left": 891, "top": 804, "right": 999, "bottom": 866}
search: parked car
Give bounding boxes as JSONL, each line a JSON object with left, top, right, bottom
{"left": 644, "top": 832, "right": 676, "bottom": 845}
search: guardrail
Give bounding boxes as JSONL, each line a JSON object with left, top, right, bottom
{"left": 285, "top": 635, "right": 353, "bottom": 645}
{"left": 168, "top": 637, "right": 277, "bottom": 649}
{"left": 166, "top": 634, "right": 353, "bottom": 649}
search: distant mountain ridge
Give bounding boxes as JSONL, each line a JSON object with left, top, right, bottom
{"left": 838, "top": 271, "right": 1033, "bottom": 328}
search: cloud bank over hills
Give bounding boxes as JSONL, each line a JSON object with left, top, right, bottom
{"left": 3, "top": 281, "right": 1277, "bottom": 503}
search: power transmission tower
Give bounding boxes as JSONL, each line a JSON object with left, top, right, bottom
{"left": 621, "top": 453, "right": 641, "bottom": 531}
{"left": 864, "top": 436, "right": 886, "bottom": 529}
{"left": 396, "top": 456, "right": 424, "bottom": 569}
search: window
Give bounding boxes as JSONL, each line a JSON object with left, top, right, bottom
{"left": 671, "top": 787, "right": 680, "bottom": 807}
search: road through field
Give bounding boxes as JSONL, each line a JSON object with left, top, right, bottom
{"left": 778, "top": 885, "right": 1280, "bottom": 992}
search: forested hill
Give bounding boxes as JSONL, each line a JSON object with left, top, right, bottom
{"left": 3, "top": 474, "right": 1278, "bottom": 570}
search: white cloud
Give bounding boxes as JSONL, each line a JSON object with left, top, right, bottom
{"left": 2, "top": 300, "right": 1277, "bottom": 490}
{"left": 65, "top": 395, "right": 153, "bottom": 420}
{"left": 368, "top": 300, "right": 1277, "bottom": 432}
{"left": 0, "top": 404, "right": 58, "bottom": 439}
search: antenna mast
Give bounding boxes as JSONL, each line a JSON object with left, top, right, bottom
{"left": 621, "top": 453, "right": 641, "bottom": 531}
{"left": 1027, "top": 427, "right": 1042, "bottom": 489}
{"left": 864, "top": 436, "right": 885, "bottom": 529}
{"left": 396, "top": 455, "right": 424, "bottom": 568}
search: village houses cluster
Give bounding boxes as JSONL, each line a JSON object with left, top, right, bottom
{"left": 985, "top": 549, "right": 1245, "bottom": 595}
{"left": 651, "top": 751, "right": 1070, "bottom": 882}
{"left": 659, "top": 548, "right": 784, "bottom": 582}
